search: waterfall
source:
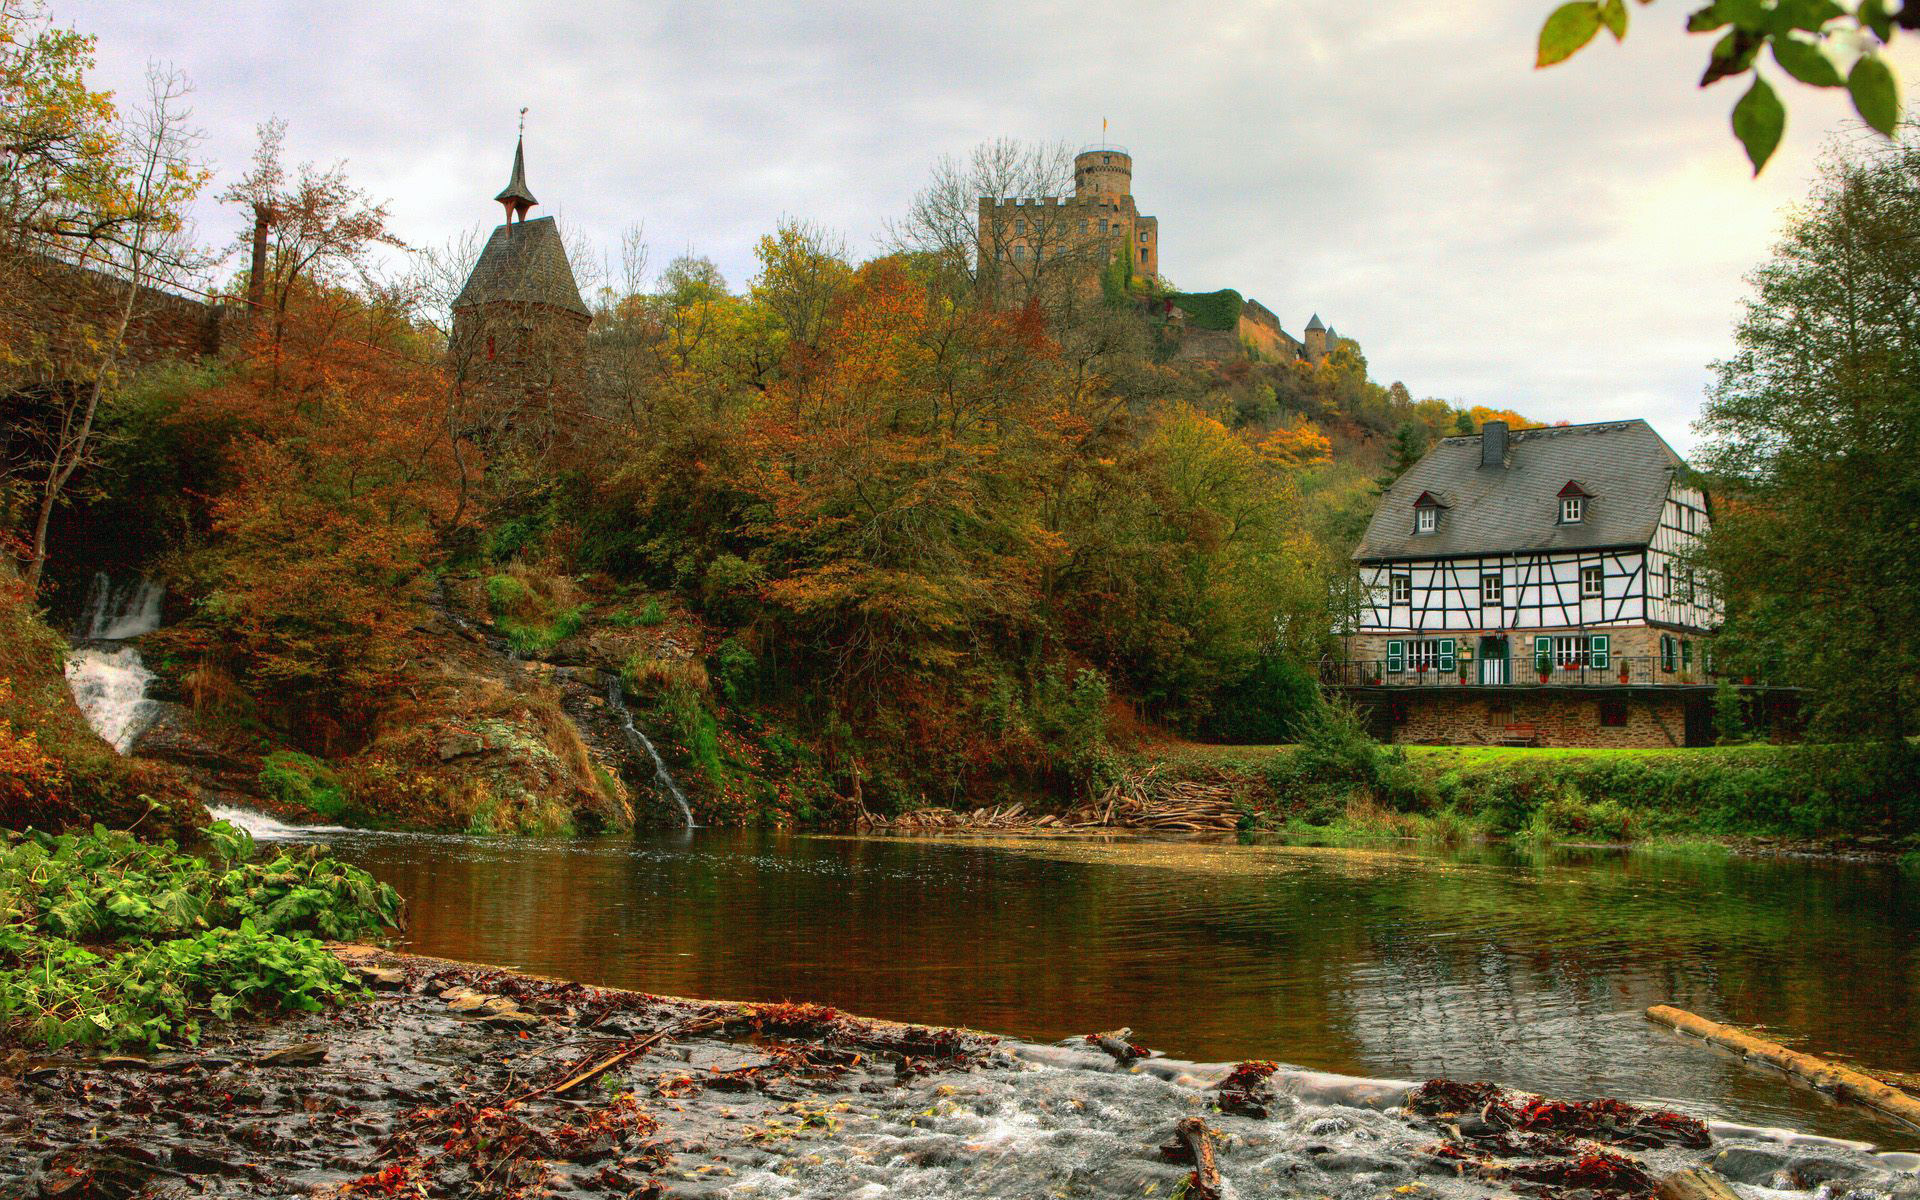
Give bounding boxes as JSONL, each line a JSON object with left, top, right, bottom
{"left": 79, "top": 573, "right": 165, "bottom": 640}
{"left": 606, "top": 677, "right": 695, "bottom": 828}
{"left": 65, "top": 574, "right": 167, "bottom": 753}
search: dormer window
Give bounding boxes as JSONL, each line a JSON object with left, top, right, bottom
{"left": 1557, "top": 480, "right": 1592, "bottom": 524}
{"left": 1411, "top": 490, "right": 1449, "bottom": 535}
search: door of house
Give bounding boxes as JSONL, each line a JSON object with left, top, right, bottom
{"left": 1478, "top": 636, "right": 1509, "bottom": 685}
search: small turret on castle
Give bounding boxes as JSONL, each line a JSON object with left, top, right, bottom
{"left": 976, "top": 144, "right": 1159, "bottom": 287}
{"left": 451, "top": 135, "right": 590, "bottom": 403}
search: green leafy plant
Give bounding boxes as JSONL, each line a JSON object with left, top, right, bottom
{"left": 0, "top": 823, "right": 401, "bottom": 1049}
{"left": 1537, "top": 0, "right": 1909, "bottom": 174}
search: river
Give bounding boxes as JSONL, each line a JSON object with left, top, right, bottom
{"left": 250, "top": 822, "right": 1918, "bottom": 1149}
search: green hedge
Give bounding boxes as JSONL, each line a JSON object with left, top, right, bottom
{"left": 1167, "top": 289, "right": 1245, "bottom": 331}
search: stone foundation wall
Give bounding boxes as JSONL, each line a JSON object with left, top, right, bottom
{"left": 1382, "top": 690, "right": 1690, "bottom": 749}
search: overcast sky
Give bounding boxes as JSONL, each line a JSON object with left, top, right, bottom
{"left": 76, "top": 1, "right": 1920, "bottom": 454}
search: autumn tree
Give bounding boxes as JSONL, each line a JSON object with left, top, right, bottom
{"left": 0, "top": 46, "right": 210, "bottom": 597}
{"left": 220, "top": 118, "right": 404, "bottom": 386}
{"left": 1697, "top": 132, "right": 1920, "bottom": 739}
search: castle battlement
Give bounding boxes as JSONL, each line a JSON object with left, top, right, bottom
{"left": 977, "top": 145, "right": 1157, "bottom": 282}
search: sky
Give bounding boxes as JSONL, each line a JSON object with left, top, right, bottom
{"left": 74, "top": 1, "right": 1920, "bottom": 455}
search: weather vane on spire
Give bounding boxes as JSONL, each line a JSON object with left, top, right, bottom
{"left": 518, "top": 106, "right": 528, "bottom": 136}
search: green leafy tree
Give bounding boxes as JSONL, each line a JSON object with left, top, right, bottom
{"left": 1538, "top": 0, "right": 1914, "bottom": 172}
{"left": 1697, "top": 132, "right": 1920, "bottom": 739}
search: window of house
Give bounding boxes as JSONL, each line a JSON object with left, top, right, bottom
{"left": 1598, "top": 697, "right": 1628, "bottom": 727}
{"left": 1480, "top": 574, "right": 1502, "bottom": 606}
{"left": 1562, "top": 496, "right": 1585, "bottom": 523}
{"left": 1387, "top": 638, "right": 1456, "bottom": 674}
{"left": 1678, "top": 567, "right": 1695, "bottom": 603}
{"left": 1078, "top": 219, "right": 1088, "bottom": 234}
{"left": 1014, "top": 219, "right": 1026, "bottom": 235}
{"left": 1681, "top": 639, "right": 1693, "bottom": 669}
{"left": 1139, "top": 231, "right": 1149, "bottom": 242}
{"left": 1012, "top": 246, "right": 1027, "bottom": 261}
{"left": 1580, "top": 565, "right": 1603, "bottom": 599}
{"left": 1533, "top": 634, "right": 1611, "bottom": 672}
{"left": 1416, "top": 507, "right": 1437, "bottom": 533}
{"left": 1659, "top": 634, "right": 1677, "bottom": 672}
{"left": 1390, "top": 574, "right": 1411, "bottom": 604}
{"left": 1098, "top": 219, "right": 1109, "bottom": 234}
{"left": 1658, "top": 563, "right": 1670, "bottom": 598}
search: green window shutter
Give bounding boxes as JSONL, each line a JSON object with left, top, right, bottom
{"left": 1438, "top": 638, "right": 1456, "bottom": 672}
{"left": 1590, "top": 634, "right": 1610, "bottom": 669}
{"left": 1386, "top": 640, "right": 1404, "bottom": 673}
{"left": 1534, "top": 636, "right": 1553, "bottom": 673}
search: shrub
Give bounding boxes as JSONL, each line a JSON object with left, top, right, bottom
{"left": 484, "top": 573, "right": 532, "bottom": 618}
{"left": 635, "top": 598, "right": 666, "bottom": 626}
{"left": 258, "top": 750, "right": 348, "bottom": 818}
{"left": 714, "top": 637, "right": 758, "bottom": 704}
{"left": 1207, "top": 653, "right": 1317, "bottom": 744}
{"left": 1520, "top": 787, "right": 1634, "bottom": 843}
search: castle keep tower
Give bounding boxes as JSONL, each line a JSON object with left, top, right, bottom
{"left": 976, "top": 142, "right": 1159, "bottom": 287}
{"left": 451, "top": 135, "right": 591, "bottom": 410}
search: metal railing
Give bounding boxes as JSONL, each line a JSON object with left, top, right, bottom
{"left": 1321, "top": 655, "right": 1720, "bottom": 688}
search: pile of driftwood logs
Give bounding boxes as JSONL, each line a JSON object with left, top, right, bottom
{"left": 864, "top": 766, "right": 1243, "bottom": 834}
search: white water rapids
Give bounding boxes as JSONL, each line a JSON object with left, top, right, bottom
{"left": 64, "top": 575, "right": 167, "bottom": 753}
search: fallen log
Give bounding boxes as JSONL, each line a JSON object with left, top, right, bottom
{"left": 1086, "top": 1028, "right": 1148, "bottom": 1065}
{"left": 1159, "top": 1116, "right": 1223, "bottom": 1200}
{"left": 1647, "top": 1004, "right": 1920, "bottom": 1131}
{"left": 1654, "top": 1167, "right": 1742, "bottom": 1200}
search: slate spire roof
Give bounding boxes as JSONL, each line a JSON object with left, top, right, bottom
{"left": 454, "top": 134, "right": 587, "bottom": 319}
{"left": 454, "top": 217, "right": 589, "bottom": 318}
{"left": 1352, "top": 419, "right": 1687, "bottom": 562}
{"left": 494, "top": 136, "right": 538, "bottom": 218}
{"left": 1306, "top": 313, "right": 1325, "bottom": 331}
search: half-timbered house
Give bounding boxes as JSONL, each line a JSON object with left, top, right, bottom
{"left": 1333, "top": 419, "right": 1742, "bottom": 747}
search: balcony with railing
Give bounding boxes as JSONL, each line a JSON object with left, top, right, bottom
{"left": 1321, "top": 655, "right": 1732, "bottom": 689}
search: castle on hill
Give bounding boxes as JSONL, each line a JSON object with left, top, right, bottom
{"left": 974, "top": 144, "right": 1353, "bottom": 366}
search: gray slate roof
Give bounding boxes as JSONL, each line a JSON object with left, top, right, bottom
{"left": 453, "top": 216, "right": 589, "bottom": 318}
{"left": 1353, "top": 419, "right": 1686, "bottom": 562}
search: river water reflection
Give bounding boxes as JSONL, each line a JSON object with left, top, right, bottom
{"left": 308, "top": 827, "right": 1917, "bottom": 1146}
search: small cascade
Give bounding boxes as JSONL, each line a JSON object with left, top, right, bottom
{"left": 606, "top": 677, "right": 695, "bottom": 828}
{"left": 65, "top": 574, "right": 168, "bottom": 753}
{"left": 79, "top": 573, "right": 165, "bottom": 640}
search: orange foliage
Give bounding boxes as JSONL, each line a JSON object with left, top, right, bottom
{"left": 181, "top": 284, "right": 472, "bottom": 735}
{"left": 0, "top": 678, "right": 65, "bottom": 807}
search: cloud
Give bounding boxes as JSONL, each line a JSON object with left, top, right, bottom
{"left": 77, "top": 0, "right": 1920, "bottom": 454}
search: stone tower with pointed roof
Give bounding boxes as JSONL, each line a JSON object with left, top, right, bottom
{"left": 451, "top": 135, "right": 591, "bottom": 420}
